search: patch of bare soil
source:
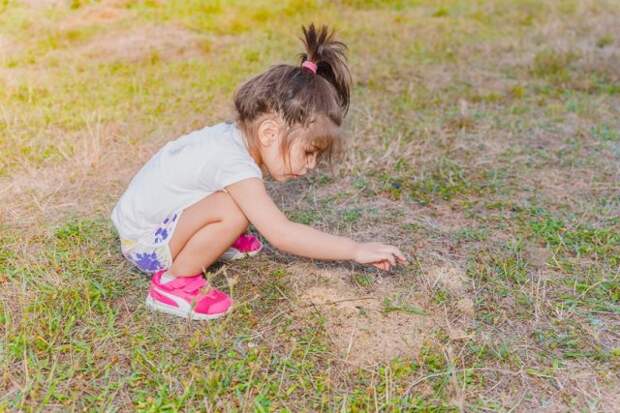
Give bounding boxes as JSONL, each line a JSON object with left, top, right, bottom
{"left": 0, "top": 65, "right": 53, "bottom": 89}
{"left": 544, "top": 13, "right": 620, "bottom": 66}
{"left": 20, "top": 0, "right": 65, "bottom": 7}
{"left": 422, "top": 263, "right": 468, "bottom": 292}
{"left": 556, "top": 360, "right": 620, "bottom": 412}
{"left": 21, "top": 0, "right": 131, "bottom": 12}
{"left": 287, "top": 263, "right": 475, "bottom": 366}
{"left": 61, "top": 3, "right": 127, "bottom": 29}
{"left": 0, "top": 35, "right": 10, "bottom": 60}
{"left": 292, "top": 264, "right": 432, "bottom": 366}
{"left": 422, "top": 262, "right": 475, "bottom": 341}
{"left": 0, "top": 36, "right": 13, "bottom": 88}
{"left": 525, "top": 166, "right": 599, "bottom": 204}
{"left": 76, "top": 24, "right": 214, "bottom": 63}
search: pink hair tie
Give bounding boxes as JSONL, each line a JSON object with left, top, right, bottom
{"left": 302, "top": 60, "right": 317, "bottom": 74}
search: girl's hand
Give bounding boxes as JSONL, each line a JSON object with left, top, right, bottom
{"left": 353, "top": 242, "right": 407, "bottom": 271}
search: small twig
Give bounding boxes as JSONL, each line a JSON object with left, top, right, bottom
{"left": 507, "top": 390, "right": 528, "bottom": 413}
{"left": 300, "top": 296, "right": 378, "bottom": 308}
{"left": 344, "top": 329, "right": 355, "bottom": 363}
{"left": 274, "top": 285, "right": 293, "bottom": 306}
{"left": 404, "top": 368, "right": 522, "bottom": 396}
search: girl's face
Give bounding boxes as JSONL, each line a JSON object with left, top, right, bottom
{"left": 264, "top": 134, "right": 321, "bottom": 182}
{"left": 257, "top": 120, "right": 323, "bottom": 182}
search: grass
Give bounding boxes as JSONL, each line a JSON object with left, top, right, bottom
{"left": 1, "top": 0, "right": 620, "bottom": 411}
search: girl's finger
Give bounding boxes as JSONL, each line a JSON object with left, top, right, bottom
{"left": 390, "top": 247, "right": 407, "bottom": 262}
{"left": 376, "top": 260, "right": 390, "bottom": 271}
{"left": 372, "top": 261, "right": 386, "bottom": 271}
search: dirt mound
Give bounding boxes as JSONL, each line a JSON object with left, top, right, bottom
{"left": 289, "top": 264, "right": 435, "bottom": 366}
{"left": 422, "top": 263, "right": 475, "bottom": 340}
{"left": 423, "top": 263, "right": 469, "bottom": 294}
{"left": 77, "top": 25, "right": 213, "bottom": 62}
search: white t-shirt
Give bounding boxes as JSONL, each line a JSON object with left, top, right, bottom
{"left": 111, "top": 121, "right": 262, "bottom": 242}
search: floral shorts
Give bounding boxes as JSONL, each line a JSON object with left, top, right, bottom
{"left": 120, "top": 210, "right": 182, "bottom": 274}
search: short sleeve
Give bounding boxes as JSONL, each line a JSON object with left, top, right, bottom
{"left": 196, "top": 122, "right": 263, "bottom": 192}
{"left": 213, "top": 156, "right": 263, "bottom": 189}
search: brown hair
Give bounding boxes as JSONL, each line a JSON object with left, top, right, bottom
{"left": 233, "top": 23, "right": 352, "bottom": 167}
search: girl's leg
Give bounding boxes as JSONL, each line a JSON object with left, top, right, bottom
{"left": 167, "top": 191, "right": 249, "bottom": 277}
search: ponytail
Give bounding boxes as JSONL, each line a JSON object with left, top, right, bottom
{"left": 299, "top": 24, "right": 351, "bottom": 116}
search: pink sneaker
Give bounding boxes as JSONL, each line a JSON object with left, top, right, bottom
{"left": 145, "top": 270, "right": 232, "bottom": 320}
{"left": 219, "top": 233, "right": 263, "bottom": 261}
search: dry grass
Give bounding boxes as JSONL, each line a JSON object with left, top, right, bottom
{"left": 1, "top": 0, "right": 619, "bottom": 411}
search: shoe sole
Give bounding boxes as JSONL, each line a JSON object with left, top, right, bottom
{"left": 145, "top": 295, "right": 230, "bottom": 320}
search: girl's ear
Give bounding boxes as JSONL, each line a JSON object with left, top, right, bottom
{"left": 257, "top": 118, "right": 281, "bottom": 147}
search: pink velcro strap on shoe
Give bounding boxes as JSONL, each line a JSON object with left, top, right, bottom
{"left": 181, "top": 277, "right": 207, "bottom": 293}
{"left": 160, "top": 274, "right": 205, "bottom": 291}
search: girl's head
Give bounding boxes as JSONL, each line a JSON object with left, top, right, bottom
{"left": 233, "top": 23, "right": 352, "bottom": 182}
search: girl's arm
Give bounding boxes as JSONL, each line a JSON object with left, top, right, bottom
{"left": 226, "top": 178, "right": 406, "bottom": 269}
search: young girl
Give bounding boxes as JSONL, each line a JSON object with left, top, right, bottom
{"left": 111, "top": 24, "right": 406, "bottom": 320}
